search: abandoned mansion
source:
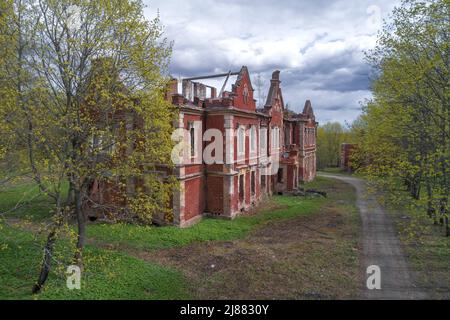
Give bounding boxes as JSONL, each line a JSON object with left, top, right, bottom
{"left": 165, "top": 67, "right": 317, "bottom": 227}
{"left": 88, "top": 66, "right": 317, "bottom": 227}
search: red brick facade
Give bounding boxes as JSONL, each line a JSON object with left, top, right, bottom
{"left": 170, "top": 67, "right": 318, "bottom": 227}
{"left": 86, "top": 66, "right": 317, "bottom": 227}
{"left": 341, "top": 143, "right": 357, "bottom": 172}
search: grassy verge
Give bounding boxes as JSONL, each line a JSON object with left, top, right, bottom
{"left": 304, "top": 175, "right": 361, "bottom": 298}
{"left": 387, "top": 204, "right": 450, "bottom": 299}
{"left": 317, "top": 167, "right": 364, "bottom": 178}
{"left": 319, "top": 167, "right": 348, "bottom": 174}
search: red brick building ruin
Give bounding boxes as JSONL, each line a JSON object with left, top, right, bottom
{"left": 340, "top": 143, "right": 357, "bottom": 172}
{"left": 167, "top": 67, "right": 317, "bottom": 227}
{"left": 87, "top": 66, "right": 317, "bottom": 227}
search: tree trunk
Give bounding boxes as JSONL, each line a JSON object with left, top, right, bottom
{"left": 439, "top": 199, "right": 448, "bottom": 236}
{"left": 409, "top": 174, "right": 421, "bottom": 200}
{"left": 66, "top": 179, "right": 75, "bottom": 206}
{"left": 445, "top": 216, "right": 449, "bottom": 237}
{"left": 404, "top": 178, "right": 411, "bottom": 192}
{"left": 74, "top": 188, "right": 85, "bottom": 269}
{"left": 32, "top": 229, "right": 57, "bottom": 294}
{"left": 425, "top": 180, "right": 437, "bottom": 223}
{"left": 32, "top": 202, "right": 64, "bottom": 294}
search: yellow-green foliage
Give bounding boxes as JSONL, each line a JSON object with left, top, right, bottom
{"left": 0, "top": 0, "right": 178, "bottom": 289}
{"left": 1, "top": 0, "right": 177, "bottom": 222}
{"left": 352, "top": 0, "right": 449, "bottom": 230}
{"left": 316, "top": 122, "right": 354, "bottom": 169}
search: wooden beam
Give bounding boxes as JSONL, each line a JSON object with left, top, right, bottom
{"left": 183, "top": 72, "right": 239, "bottom": 81}
{"left": 218, "top": 71, "right": 232, "bottom": 98}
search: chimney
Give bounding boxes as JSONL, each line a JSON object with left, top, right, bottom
{"left": 193, "top": 82, "right": 199, "bottom": 99}
{"left": 198, "top": 83, "right": 206, "bottom": 100}
{"left": 272, "top": 70, "right": 280, "bottom": 81}
{"left": 193, "top": 96, "right": 200, "bottom": 106}
{"left": 182, "top": 80, "right": 193, "bottom": 100}
{"left": 271, "top": 70, "right": 281, "bottom": 88}
{"left": 164, "top": 78, "right": 178, "bottom": 102}
{"left": 210, "top": 87, "right": 217, "bottom": 99}
{"left": 221, "top": 97, "right": 233, "bottom": 108}
{"left": 171, "top": 94, "right": 184, "bottom": 106}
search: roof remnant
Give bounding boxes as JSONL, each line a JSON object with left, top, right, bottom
{"left": 182, "top": 72, "right": 240, "bottom": 81}
{"left": 303, "top": 100, "right": 315, "bottom": 119}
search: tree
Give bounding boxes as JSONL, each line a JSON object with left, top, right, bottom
{"left": 354, "top": 0, "right": 449, "bottom": 236}
{"left": 316, "top": 122, "right": 352, "bottom": 169}
{"left": 1, "top": 0, "right": 177, "bottom": 292}
{"left": 0, "top": 0, "right": 31, "bottom": 184}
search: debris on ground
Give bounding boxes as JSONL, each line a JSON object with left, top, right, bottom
{"left": 293, "top": 188, "right": 327, "bottom": 198}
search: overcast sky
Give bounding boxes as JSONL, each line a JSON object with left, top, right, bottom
{"left": 143, "top": 0, "right": 401, "bottom": 125}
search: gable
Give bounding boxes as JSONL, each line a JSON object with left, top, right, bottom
{"left": 231, "top": 66, "right": 256, "bottom": 111}
{"left": 302, "top": 100, "right": 315, "bottom": 120}
{"left": 264, "top": 70, "right": 284, "bottom": 111}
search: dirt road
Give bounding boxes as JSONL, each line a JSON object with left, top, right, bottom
{"left": 319, "top": 173, "right": 426, "bottom": 299}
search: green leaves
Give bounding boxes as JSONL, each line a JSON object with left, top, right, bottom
{"left": 0, "top": 0, "right": 177, "bottom": 291}
{"left": 317, "top": 122, "right": 352, "bottom": 169}
{"left": 355, "top": 0, "right": 449, "bottom": 234}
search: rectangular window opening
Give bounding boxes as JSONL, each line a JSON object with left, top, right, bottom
{"left": 251, "top": 171, "right": 255, "bottom": 196}
{"left": 190, "top": 126, "right": 195, "bottom": 157}
{"left": 277, "top": 168, "right": 284, "bottom": 183}
{"left": 239, "top": 174, "right": 244, "bottom": 203}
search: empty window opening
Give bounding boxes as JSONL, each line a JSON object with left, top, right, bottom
{"left": 238, "top": 127, "right": 245, "bottom": 155}
{"left": 239, "top": 174, "right": 244, "bottom": 203}
{"left": 277, "top": 168, "right": 284, "bottom": 183}
{"left": 251, "top": 171, "right": 255, "bottom": 196}
{"left": 190, "top": 126, "right": 195, "bottom": 157}
{"left": 250, "top": 126, "right": 256, "bottom": 152}
{"left": 285, "top": 127, "right": 290, "bottom": 146}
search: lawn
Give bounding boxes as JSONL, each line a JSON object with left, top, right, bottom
{"left": 87, "top": 196, "right": 325, "bottom": 250}
{"left": 0, "top": 180, "right": 68, "bottom": 222}
{"left": 0, "top": 223, "right": 190, "bottom": 300}
{"left": 0, "top": 176, "right": 358, "bottom": 300}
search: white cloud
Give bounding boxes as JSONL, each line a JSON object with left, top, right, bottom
{"left": 143, "top": 0, "right": 401, "bottom": 124}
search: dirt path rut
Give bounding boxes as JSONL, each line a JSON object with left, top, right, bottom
{"left": 319, "top": 173, "right": 426, "bottom": 299}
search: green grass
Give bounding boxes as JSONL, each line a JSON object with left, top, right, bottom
{"left": 0, "top": 224, "right": 189, "bottom": 300}
{"left": 0, "top": 225, "right": 42, "bottom": 299}
{"left": 0, "top": 180, "right": 332, "bottom": 300}
{"left": 320, "top": 167, "right": 347, "bottom": 174}
{"left": 387, "top": 203, "right": 450, "bottom": 299}
{"left": 87, "top": 196, "right": 326, "bottom": 250}
{"left": 303, "top": 175, "right": 337, "bottom": 189}
{"left": 318, "top": 167, "right": 364, "bottom": 177}
{"left": 40, "top": 247, "right": 189, "bottom": 300}
{"left": 0, "top": 182, "right": 67, "bottom": 221}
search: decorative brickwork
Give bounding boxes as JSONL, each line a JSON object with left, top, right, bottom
{"left": 171, "top": 67, "right": 318, "bottom": 226}
{"left": 87, "top": 66, "right": 318, "bottom": 227}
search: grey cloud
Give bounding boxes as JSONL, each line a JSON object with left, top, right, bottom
{"left": 144, "top": 0, "right": 401, "bottom": 124}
